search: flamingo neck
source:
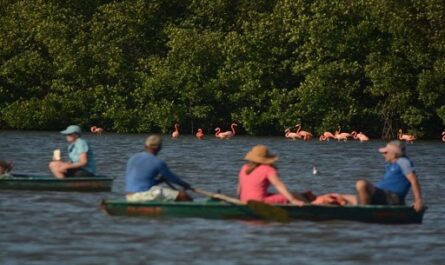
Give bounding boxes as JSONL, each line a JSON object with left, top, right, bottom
{"left": 295, "top": 125, "right": 301, "bottom": 133}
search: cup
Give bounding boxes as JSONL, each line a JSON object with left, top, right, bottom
{"left": 53, "top": 149, "right": 61, "bottom": 161}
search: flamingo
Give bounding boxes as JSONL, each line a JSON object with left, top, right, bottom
{"left": 171, "top": 123, "right": 179, "bottom": 139}
{"left": 398, "top": 129, "right": 416, "bottom": 143}
{"left": 285, "top": 128, "right": 302, "bottom": 140}
{"left": 295, "top": 124, "right": 313, "bottom": 141}
{"left": 334, "top": 127, "right": 352, "bottom": 141}
{"left": 215, "top": 123, "right": 237, "bottom": 139}
{"left": 442, "top": 131, "right": 445, "bottom": 142}
{"left": 319, "top": 131, "right": 336, "bottom": 141}
{"left": 351, "top": 131, "right": 369, "bottom": 142}
{"left": 90, "top": 126, "right": 104, "bottom": 135}
{"left": 196, "top": 128, "right": 204, "bottom": 140}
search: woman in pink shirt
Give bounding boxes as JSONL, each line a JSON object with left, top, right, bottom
{"left": 237, "top": 145, "right": 307, "bottom": 205}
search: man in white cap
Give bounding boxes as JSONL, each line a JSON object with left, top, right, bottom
{"left": 355, "top": 140, "right": 424, "bottom": 212}
{"left": 125, "top": 135, "right": 192, "bottom": 202}
{"left": 49, "top": 125, "right": 96, "bottom": 178}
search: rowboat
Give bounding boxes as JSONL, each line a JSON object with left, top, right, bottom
{"left": 0, "top": 174, "right": 114, "bottom": 192}
{"left": 101, "top": 199, "right": 426, "bottom": 224}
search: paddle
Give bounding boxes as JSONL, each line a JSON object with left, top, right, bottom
{"left": 191, "top": 188, "right": 290, "bottom": 223}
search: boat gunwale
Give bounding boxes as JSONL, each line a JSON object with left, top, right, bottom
{"left": 1, "top": 173, "right": 114, "bottom": 181}
{"left": 101, "top": 199, "right": 425, "bottom": 211}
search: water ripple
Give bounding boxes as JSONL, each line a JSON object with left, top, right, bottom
{"left": 1, "top": 131, "right": 444, "bottom": 265}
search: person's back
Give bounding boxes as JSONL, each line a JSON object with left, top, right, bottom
{"left": 124, "top": 135, "right": 191, "bottom": 202}
{"left": 125, "top": 151, "right": 164, "bottom": 193}
{"left": 239, "top": 163, "right": 276, "bottom": 202}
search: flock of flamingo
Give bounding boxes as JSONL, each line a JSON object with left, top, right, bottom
{"left": 172, "top": 123, "right": 238, "bottom": 140}
{"left": 285, "top": 125, "right": 419, "bottom": 143}
{"left": 89, "top": 124, "right": 445, "bottom": 143}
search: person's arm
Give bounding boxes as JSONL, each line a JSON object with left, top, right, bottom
{"left": 398, "top": 158, "right": 424, "bottom": 212}
{"left": 61, "top": 152, "right": 88, "bottom": 171}
{"left": 406, "top": 172, "right": 424, "bottom": 212}
{"left": 268, "top": 174, "right": 305, "bottom": 206}
{"left": 159, "top": 161, "right": 191, "bottom": 189}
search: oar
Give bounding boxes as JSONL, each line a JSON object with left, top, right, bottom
{"left": 192, "top": 188, "right": 290, "bottom": 223}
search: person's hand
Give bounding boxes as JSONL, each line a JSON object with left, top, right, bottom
{"left": 412, "top": 199, "right": 424, "bottom": 212}
{"left": 289, "top": 198, "right": 305, "bottom": 206}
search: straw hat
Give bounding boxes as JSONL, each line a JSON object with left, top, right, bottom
{"left": 244, "top": 145, "right": 278, "bottom": 165}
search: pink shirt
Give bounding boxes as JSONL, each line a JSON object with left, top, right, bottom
{"left": 238, "top": 164, "right": 288, "bottom": 204}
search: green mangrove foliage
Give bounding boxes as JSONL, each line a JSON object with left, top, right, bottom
{"left": 0, "top": 0, "right": 444, "bottom": 138}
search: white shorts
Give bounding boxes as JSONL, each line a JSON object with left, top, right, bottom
{"left": 126, "top": 186, "right": 179, "bottom": 202}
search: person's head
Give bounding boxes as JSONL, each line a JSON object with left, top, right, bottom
{"left": 378, "top": 140, "right": 406, "bottom": 162}
{"left": 60, "top": 125, "right": 82, "bottom": 143}
{"left": 244, "top": 145, "right": 278, "bottom": 166}
{"left": 0, "top": 160, "right": 12, "bottom": 174}
{"left": 144, "top": 135, "right": 162, "bottom": 154}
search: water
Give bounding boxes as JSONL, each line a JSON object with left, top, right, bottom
{"left": 0, "top": 130, "right": 444, "bottom": 265}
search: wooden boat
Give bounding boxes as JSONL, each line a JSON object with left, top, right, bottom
{"left": 101, "top": 199, "right": 426, "bottom": 224}
{"left": 0, "top": 174, "right": 114, "bottom": 192}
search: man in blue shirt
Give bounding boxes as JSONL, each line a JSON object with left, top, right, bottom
{"left": 125, "top": 135, "right": 192, "bottom": 202}
{"left": 355, "top": 140, "right": 424, "bottom": 212}
{"left": 49, "top": 125, "right": 96, "bottom": 178}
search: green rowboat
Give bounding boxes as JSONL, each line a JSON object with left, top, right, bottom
{"left": 101, "top": 199, "right": 426, "bottom": 224}
{"left": 0, "top": 174, "right": 114, "bottom": 192}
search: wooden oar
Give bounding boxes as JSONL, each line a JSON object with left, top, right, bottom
{"left": 192, "top": 188, "right": 290, "bottom": 223}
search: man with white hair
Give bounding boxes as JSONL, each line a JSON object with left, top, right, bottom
{"left": 355, "top": 140, "right": 424, "bottom": 212}
{"left": 125, "top": 135, "right": 192, "bottom": 202}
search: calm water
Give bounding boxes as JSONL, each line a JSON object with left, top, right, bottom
{"left": 0, "top": 130, "right": 444, "bottom": 265}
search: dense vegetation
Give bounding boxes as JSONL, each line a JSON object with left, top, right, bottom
{"left": 0, "top": 0, "right": 444, "bottom": 138}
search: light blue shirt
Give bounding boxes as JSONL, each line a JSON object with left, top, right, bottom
{"left": 67, "top": 138, "right": 96, "bottom": 174}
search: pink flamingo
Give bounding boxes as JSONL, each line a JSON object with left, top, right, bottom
{"left": 398, "top": 129, "right": 416, "bottom": 143}
{"left": 90, "top": 126, "right": 104, "bottom": 135}
{"left": 334, "top": 127, "right": 352, "bottom": 141}
{"left": 351, "top": 131, "right": 369, "bottom": 142}
{"left": 442, "top": 131, "right": 445, "bottom": 142}
{"left": 295, "top": 124, "right": 313, "bottom": 141}
{"left": 196, "top": 128, "right": 204, "bottom": 140}
{"left": 319, "top": 131, "right": 336, "bottom": 141}
{"left": 215, "top": 123, "right": 237, "bottom": 139}
{"left": 285, "top": 128, "right": 302, "bottom": 140}
{"left": 172, "top": 123, "right": 179, "bottom": 139}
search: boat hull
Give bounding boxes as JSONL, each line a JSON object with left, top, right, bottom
{"left": 0, "top": 174, "right": 114, "bottom": 192}
{"left": 101, "top": 200, "right": 425, "bottom": 224}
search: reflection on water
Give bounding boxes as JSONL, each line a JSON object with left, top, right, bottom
{"left": 1, "top": 130, "right": 444, "bottom": 264}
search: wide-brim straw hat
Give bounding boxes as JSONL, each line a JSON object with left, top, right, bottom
{"left": 244, "top": 145, "right": 278, "bottom": 165}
